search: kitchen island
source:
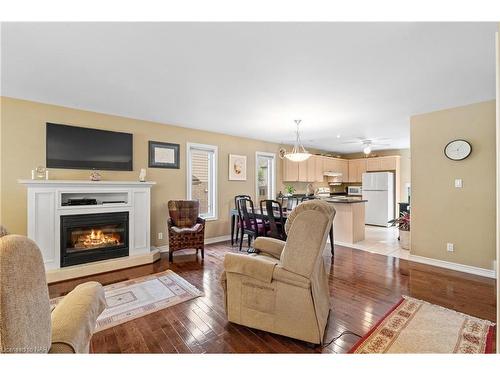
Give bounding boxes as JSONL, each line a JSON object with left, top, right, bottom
{"left": 325, "top": 198, "right": 367, "bottom": 244}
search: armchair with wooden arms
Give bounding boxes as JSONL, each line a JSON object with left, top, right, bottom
{"left": 221, "top": 200, "right": 336, "bottom": 345}
{"left": 167, "top": 200, "right": 205, "bottom": 262}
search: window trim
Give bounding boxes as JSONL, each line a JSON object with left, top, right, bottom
{"left": 186, "top": 142, "right": 218, "bottom": 221}
{"left": 255, "top": 151, "right": 276, "bottom": 201}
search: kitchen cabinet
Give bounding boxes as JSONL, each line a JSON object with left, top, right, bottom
{"left": 348, "top": 159, "right": 367, "bottom": 183}
{"left": 282, "top": 158, "right": 298, "bottom": 181}
{"left": 323, "top": 157, "right": 348, "bottom": 182}
{"left": 298, "top": 159, "right": 308, "bottom": 182}
{"left": 366, "top": 156, "right": 399, "bottom": 171}
{"left": 314, "top": 155, "right": 325, "bottom": 182}
{"left": 366, "top": 158, "right": 381, "bottom": 171}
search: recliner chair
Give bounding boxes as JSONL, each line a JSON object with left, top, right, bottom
{"left": 0, "top": 234, "right": 106, "bottom": 353}
{"left": 221, "top": 200, "right": 336, "bottom": 344}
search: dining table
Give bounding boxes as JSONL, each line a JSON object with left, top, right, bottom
{"left": 230, "top": 208, "right": 335, "bottom": 255}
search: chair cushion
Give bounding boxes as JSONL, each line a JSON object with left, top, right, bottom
{"left": 168, "top": 200, "right": 199, "bottom": 227}
{"left": 171, "top": 223, "right": 203, "bottom": 234}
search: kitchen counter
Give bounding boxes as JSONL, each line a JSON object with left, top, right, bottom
{"left": 325, "top": 198, "right": 367, "bottom": 204}
{"left": 327, "top": 198, "right": 366, "bottom": 244}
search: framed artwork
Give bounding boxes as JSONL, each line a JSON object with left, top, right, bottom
{"left": 229, "top": 154, "right": 247, "bottom": 181}
{"left": 148, "top": 141, "right": 180, "bottom": 169}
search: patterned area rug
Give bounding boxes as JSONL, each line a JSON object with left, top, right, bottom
{"left": 51, "top": 270, "right": 203, "bottom": 332}
{"left": 349, "top": 296, "right": 495, "bottom": 354}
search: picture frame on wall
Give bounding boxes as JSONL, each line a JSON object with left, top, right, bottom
{"left": 229, "top": 154, "right": 247, "bottom": 181}
{"left": 148, "top": 141, "right": 180, "bottom": 169}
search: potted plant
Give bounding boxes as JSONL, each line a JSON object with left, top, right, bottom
{"left": 389, "top": 212, "right": 410, "bottom": 250}
{"left": 284, "top": 184, "right": 296, "bottom": 196}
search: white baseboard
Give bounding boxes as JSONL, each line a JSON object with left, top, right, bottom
{"left": 156, "top": 234, "right": 231, "bottom": 253}
{"left": 409, "top": 254, "right": 496, "bottom": 279}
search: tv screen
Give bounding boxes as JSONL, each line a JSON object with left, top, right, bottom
{"left": 46, "top": 123, "right": 133, "bottom": 171}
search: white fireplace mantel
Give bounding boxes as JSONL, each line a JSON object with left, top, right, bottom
{"left": 19, "top": 179, "right": 159, "bottom": 282}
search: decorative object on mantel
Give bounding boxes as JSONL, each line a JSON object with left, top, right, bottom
{"left": 228, "top": 154, "right": 247, "bottom": 181}
{"left": 50, "top": 270, "right": 202, "bottom": 333}
{"left": 389, "top": 212, "right": 410, "bottom": 250}
{"left": 89, "top": 171, "right": 102, "bottom": 181}
{"left": 349, "top": 296, "right": 495, "bottom": 353}
{"left": 283, "top": 120, "right": 311, "bottom": 162}
{"left": 139, "top": 168, "right": 147, "bottom": 182}
{"left": 31, "top": 166, "right": 48, "bottom": 180}
{"left": 149, "top": 140, "right": 180, "bottom": 169}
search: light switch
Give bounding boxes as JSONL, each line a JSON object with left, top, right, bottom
{"left": 454, "top": 179, "right": 463, "bottom": 188}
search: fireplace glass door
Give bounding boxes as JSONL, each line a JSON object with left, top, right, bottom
{"left": 61, "top": 212, "right": 129, "bottom": 267}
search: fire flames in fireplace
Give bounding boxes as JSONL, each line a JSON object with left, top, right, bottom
{"left": 73, "top": 229, "right": 122, "bottom": 250}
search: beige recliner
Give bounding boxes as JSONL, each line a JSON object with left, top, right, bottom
{"left": 0, "top": 234, "right": 106, "bottom": 353}
{"left": 221, "top": 200, "right": 336, "bottom": 344}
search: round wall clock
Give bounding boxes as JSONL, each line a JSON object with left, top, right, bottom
{"left": 444, "top": 139, "right": 472, "bottom": 161}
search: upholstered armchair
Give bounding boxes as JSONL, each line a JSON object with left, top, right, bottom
{"left": 0, "top": 233, "right": 105, "bottom": 353}
{"left": 221, "top": 200, "right": 336, "bottom": 344}
{"left": 167, "top": 200, "right": 205, "bottom": 262}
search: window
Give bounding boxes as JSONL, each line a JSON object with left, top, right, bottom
{"left": 187, "top": 143, "right": 218, "bottom": 220}
{"left": 255, "top": 152, "right": 276, "bottom": 201}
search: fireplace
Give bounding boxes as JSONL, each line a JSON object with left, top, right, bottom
{"left": 60, "top": 212, "right": 129, "bottom": 267}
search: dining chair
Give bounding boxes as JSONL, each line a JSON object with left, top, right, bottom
{"left": 234, "top": 195, "right": 252, "bottom": 246}
{"left": 236, "top": 197, "right": 266, "bottom": 252}
{"left": 260, "top": 199, "right": 286, "bottom": 241}
{"left": 286, "top": 196, "right": 300, "bottom": 211}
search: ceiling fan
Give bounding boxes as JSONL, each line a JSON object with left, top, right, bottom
{"left": 339, "top": 137, "right": 391, "bottom": 155}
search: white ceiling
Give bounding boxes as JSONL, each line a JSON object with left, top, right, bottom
{"left": 1, "top": 22, "right": 497, "bottom": 153}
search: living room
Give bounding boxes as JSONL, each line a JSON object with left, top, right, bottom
{"left": 1, "top": 2, "right": 499, "bottom": 374}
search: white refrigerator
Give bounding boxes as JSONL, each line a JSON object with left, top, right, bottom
{"left": 362, "top": 172, "right": 395, "bottom": 227}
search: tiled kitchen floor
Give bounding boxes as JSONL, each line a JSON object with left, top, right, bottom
{"left": 335, "top": 225, "right": 410, "bottom": 260}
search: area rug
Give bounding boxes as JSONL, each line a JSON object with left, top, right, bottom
{"left": 349, "top": 296, "right": 495, "bottom": 354}
{"left": 50, "top": 270, "right": 203, "bottom": 332}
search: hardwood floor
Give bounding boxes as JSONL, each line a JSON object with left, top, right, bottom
{"left": 48, "top": 242, "right": 497, "bottom": 353}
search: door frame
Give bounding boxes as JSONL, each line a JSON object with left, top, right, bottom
{"left": 255, "top": 151, "right": 276, "bottom": 202}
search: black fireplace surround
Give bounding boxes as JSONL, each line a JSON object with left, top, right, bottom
{"left": 60, "top": 211, "right": 129, "bottom": 267}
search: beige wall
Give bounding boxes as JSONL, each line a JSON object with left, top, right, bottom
{"left": 0, "top": 97, "right": 284, "bottom": 247}
{"left": 342, "top": 149, "right": 411, "bottom": 201}
{"left": 411, "top": 100, "right": 496, "bottom": 270}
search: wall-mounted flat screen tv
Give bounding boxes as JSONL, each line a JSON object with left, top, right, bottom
{"left": 46, "top": 123, "right": 133, "bottom": 171}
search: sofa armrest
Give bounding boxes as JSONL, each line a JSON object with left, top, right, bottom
{"left": 253, "top": 237, "right": 286, "bottom": 259}
{"left": 196, "top": 217, "right": 206, "bottom": 226}
{"left": 224, "top": 253, "right": 278, "bottom": 283}
{"left": 50, "top": 281, "right": 105, "bottom": 353}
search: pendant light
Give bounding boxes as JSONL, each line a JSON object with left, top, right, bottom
{"left": 284, "top": 120, "right": 311, "bottom": 162}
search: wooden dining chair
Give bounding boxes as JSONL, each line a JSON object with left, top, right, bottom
{"left": 236, "top": 197, "right": 266, "bottom": 252}
{"left": 260, "top": 199, "right": 286, "bottom": 241}
{"left": 286, "top": 196, "right": 300, "bottom": 211}
{"left": 234, "top": 195, "right": 251, "bottom": 246}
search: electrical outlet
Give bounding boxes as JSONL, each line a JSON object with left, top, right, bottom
{"left": 454, "top": 179, "right": 463, "bottom": 188}
{"left": 158, "top": 232, "right": 163, "bottom": 240}
{"left": 446, "top": 243, "right": 454, "bottom": 252}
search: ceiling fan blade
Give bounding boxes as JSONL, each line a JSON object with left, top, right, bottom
{"left": 340, "top": 141, "right": 361, "bottom": 144}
